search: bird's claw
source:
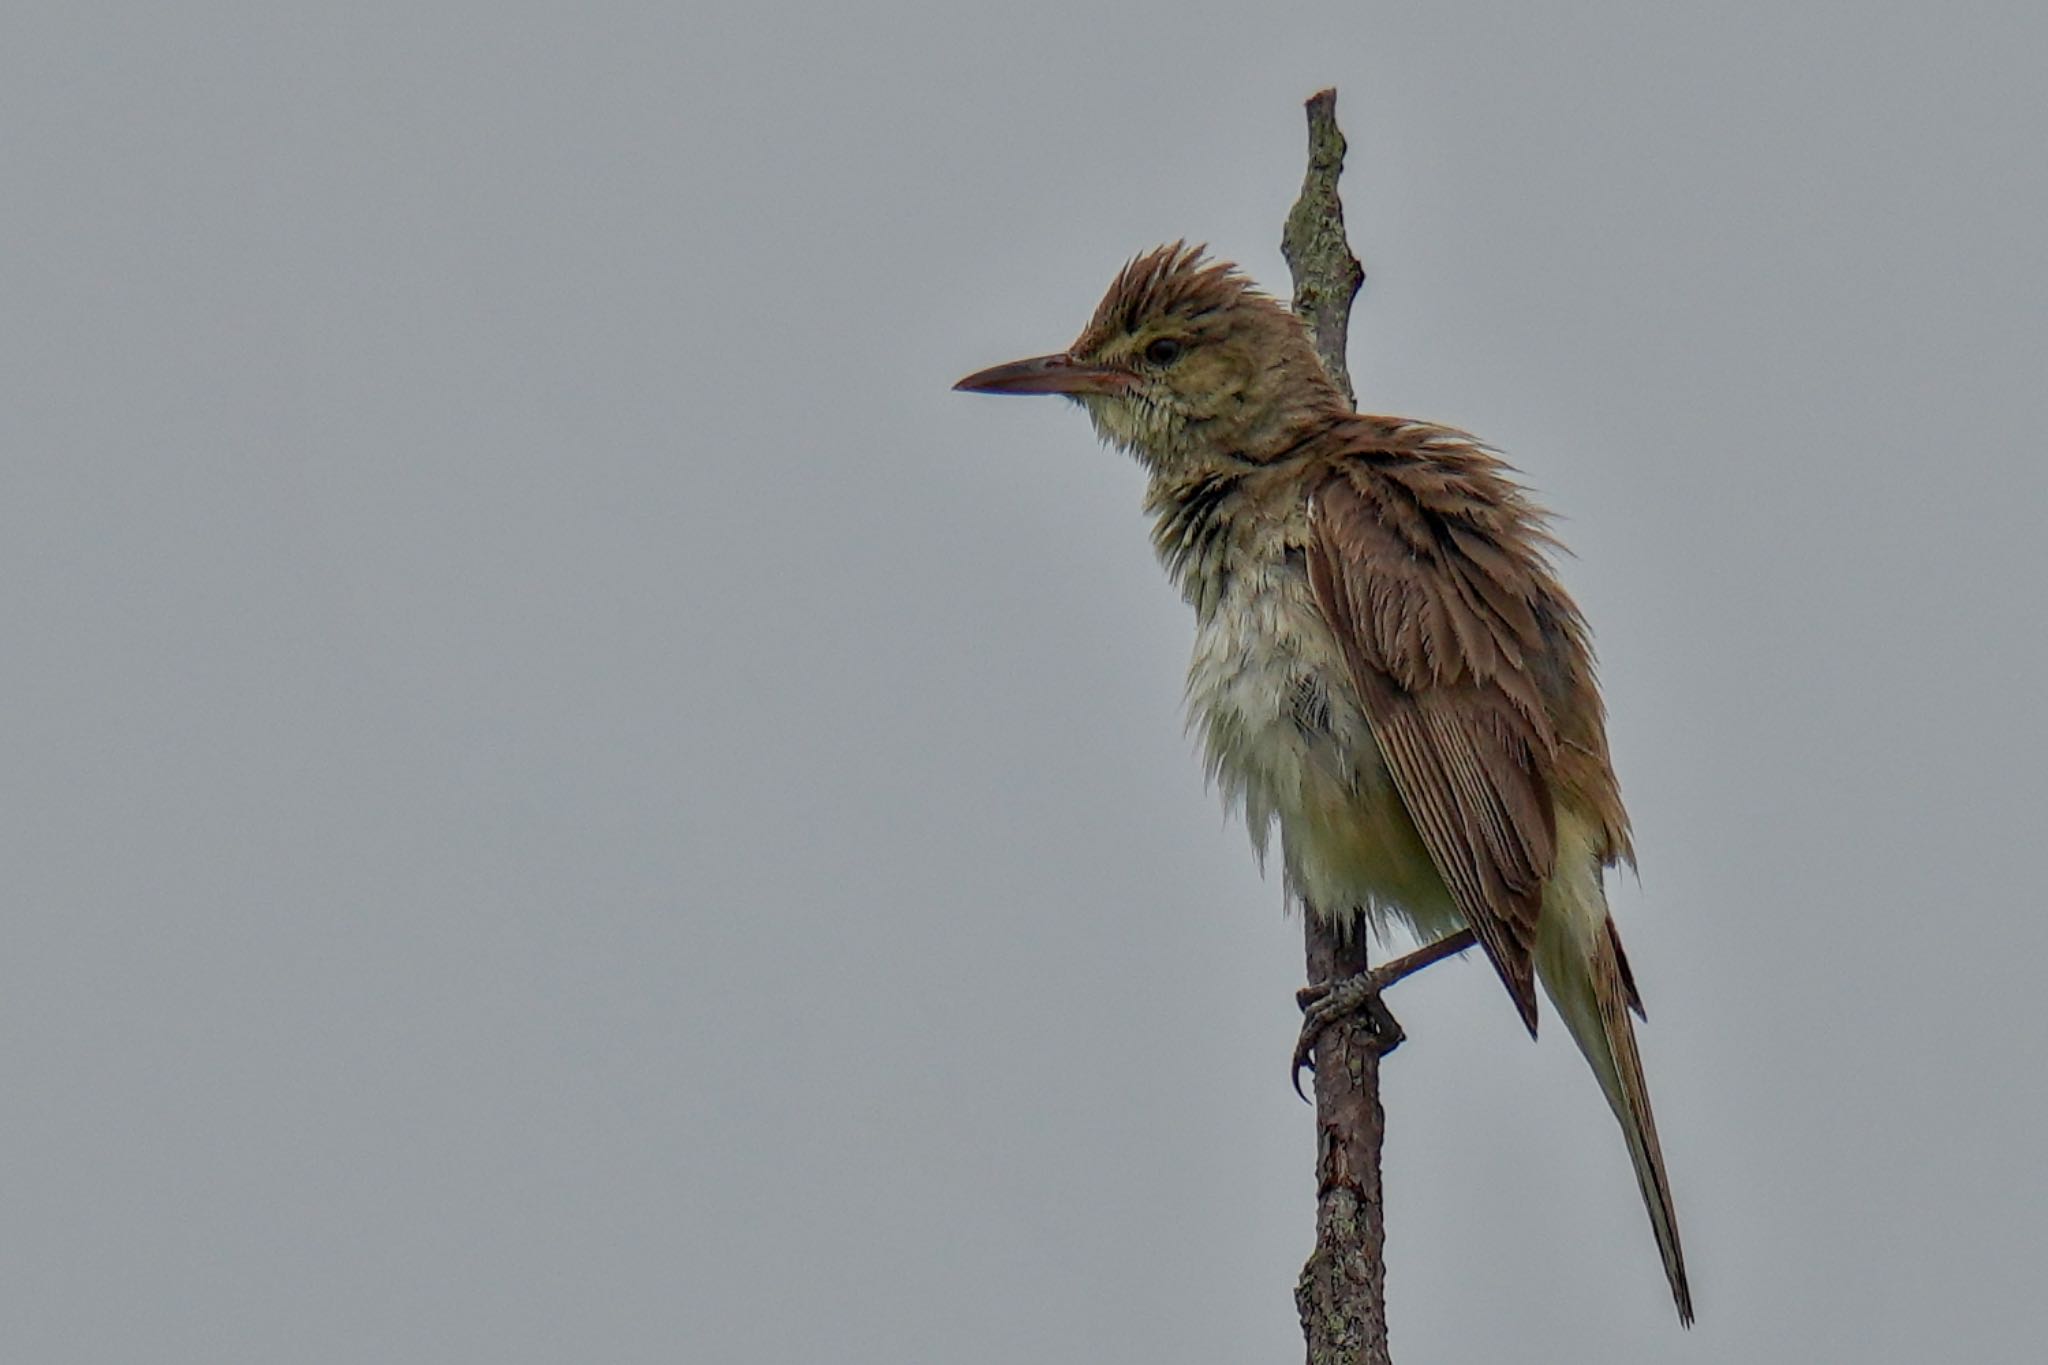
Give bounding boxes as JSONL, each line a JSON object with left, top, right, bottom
{"left": 1291, "top": 969, "right": 1406, "bottom": 1102}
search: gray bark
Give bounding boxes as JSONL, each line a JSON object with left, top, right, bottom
{"left": 1280, "top": 89, "right": 1391, "bottom": 1365}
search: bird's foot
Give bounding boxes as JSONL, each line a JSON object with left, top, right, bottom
{"left": 1292, "top": 975, "right": 1405, "bottom": 1100}
{"left": 1291, "top": 929, "right": 1479, "bottom": 1102}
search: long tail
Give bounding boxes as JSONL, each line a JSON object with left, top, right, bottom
{"left": 1537, "top": 875, "right": 1694, "bottom": 1324}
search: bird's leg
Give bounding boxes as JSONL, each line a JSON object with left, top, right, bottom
{"left": 1292, "top": 929, "right": 1479, "bottom": 1099}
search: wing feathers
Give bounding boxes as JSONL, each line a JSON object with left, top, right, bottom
{"left": 1305, "top": 420, "right": 1682, "bottom": 1314}
{"left": 1306, "top": 435, "right": 1587, "bottom": 1031}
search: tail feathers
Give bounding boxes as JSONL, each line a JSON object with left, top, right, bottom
{"left": 1543, "top": 913, "right": 1694, "bottom": 1325}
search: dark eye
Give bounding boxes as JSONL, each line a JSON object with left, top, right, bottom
{"left": 1144, "top": 337, "right": 1184, "bottom": 366}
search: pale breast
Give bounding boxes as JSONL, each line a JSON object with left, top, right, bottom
{"left": 1183, "top": 543, "right": 1457, "bottom": 939}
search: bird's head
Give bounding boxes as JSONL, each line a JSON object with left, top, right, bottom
{"left": 955, "top": 243, "right": 1348, "bottom": 473}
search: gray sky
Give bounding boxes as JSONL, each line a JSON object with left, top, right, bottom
{"left": 5, "top": 2, "right": 2046, "bottom": 1361}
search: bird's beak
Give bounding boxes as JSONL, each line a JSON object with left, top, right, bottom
{"left": 953, "top": 352, "right": 1135, "bottom": 396}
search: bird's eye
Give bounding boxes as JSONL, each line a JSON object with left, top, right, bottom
{"left": 1144, "top": 337, "right": 1184, "bottom": 366}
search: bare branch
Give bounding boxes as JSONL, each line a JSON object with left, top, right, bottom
{"left": 1281, "top": 88, "right": 1367, "bottom": 406}
{"left": 1282, "top": 88, "right": 1392, "bottom": 1365}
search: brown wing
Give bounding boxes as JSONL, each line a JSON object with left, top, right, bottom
{"left": 1305, "top": 447, "right": 1565, "bottom": 1033}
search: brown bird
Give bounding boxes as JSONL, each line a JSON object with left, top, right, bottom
{"left": 955, "top": 244, "right": 1691, "bottom": 1322}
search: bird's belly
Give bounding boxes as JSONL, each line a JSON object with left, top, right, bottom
{"left": 1284, "top": 769, "right": 1464, "bottom": 939}
{"left": 1185, "top": 576, "right": 1460, "bottom": 942}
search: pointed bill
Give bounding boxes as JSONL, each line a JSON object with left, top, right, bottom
{"left": 953, "top": 352, "right": 1135, "bottom": 396}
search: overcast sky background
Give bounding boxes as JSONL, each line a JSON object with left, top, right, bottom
{"left": 6, "top": 3, "right": 2046, "bottom": 1361}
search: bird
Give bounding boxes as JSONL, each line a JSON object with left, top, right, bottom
{"left": 954, "top": 243, "right": 1691, "bottom": 1322}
